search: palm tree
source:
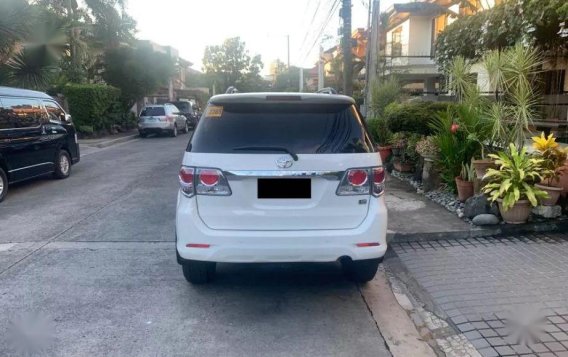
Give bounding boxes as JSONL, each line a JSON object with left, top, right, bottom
{"left": 0, "top": 0, "right": 30, "bottom": 65}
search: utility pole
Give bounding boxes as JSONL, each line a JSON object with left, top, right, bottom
{"left": 341, "top": 0, "right": 353, "bottom": 96}
{"left": 299, "top": 67, "right": 304, "bottom": 92}
{"left": 318, "top": 45, "right": 324, "bottom": 90}
{"left": 287, "top": 35, "right": 290, "bottom": 69}
{"left": 365, "top": 0, "right": 380, "bottom": 117}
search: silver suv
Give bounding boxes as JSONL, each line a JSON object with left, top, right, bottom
{"left": 138, "top": 104, "right": 189, "bottom": 137}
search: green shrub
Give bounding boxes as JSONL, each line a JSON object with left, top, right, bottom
{"left": 369, "top": 78, "right": 402, "bottom": 118}
{"left": 77, "top": 125, "right": 94, "bottom": 134}
{"left": 367, "top": 117, "right": 392, "bottom": 146}
{"left": 63, "top": 84, "right": 121, "bottom": 132}
{"left": 385, "top": 101, "right": 453, "bottom": 135}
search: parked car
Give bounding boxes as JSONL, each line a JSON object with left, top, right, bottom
{"left": 138, "top": 104, "right": 189, "bottom": 138}
{"left": 169, "top": 100, "right": 199, "bottom": 129}
{"left": 175, "top": 93, "right": 388, "bottom": 284}
{"left": 0, "top": 86, "right": 80, "bottom": 202}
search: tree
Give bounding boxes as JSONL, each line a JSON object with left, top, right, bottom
{"left": 203, "top": 37, "right": 265, "bottom": 93}
{"left": 273, "top": 66, "right": 309, "bottom": 92}
{"left": 0, "top": 0, "right": 30, "bottom": 65}
{"left": 102, "top": 44, "right": 175, "bottom": 109}
{"left": 0, "top": 5, "right": 67, "bottom": 90}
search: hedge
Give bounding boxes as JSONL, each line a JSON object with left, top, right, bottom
{"left": 384, "top": 101, "right": 453, "bottom": 135}
{"left": 63, "top": 84, "right": 121, "bottom": 132}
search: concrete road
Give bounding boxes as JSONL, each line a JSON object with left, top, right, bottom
{"left": 0, "top": 135, "right": 392, "bottom": 357}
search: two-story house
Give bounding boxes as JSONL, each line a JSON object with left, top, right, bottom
{"left": 382, "top": 0, "right": 501, "bottom": 97}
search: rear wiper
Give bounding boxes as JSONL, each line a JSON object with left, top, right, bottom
{"left": 232, "top": 146, "right": 299, "bottom": 161}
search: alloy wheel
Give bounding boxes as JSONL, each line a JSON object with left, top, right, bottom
{"left": 60, "top": 155, "right": 70, "bottom": 175}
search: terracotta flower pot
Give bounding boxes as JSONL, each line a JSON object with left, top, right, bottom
{"left": 472, "top": 159, "right": 497, "bottom": 180}
{"left": 497, "top": 199, "right": 531, "bottom": 224}
{"left": 376, "top": 145, "right": 392, "bottom": 163}
{"left": 455, "top": 176, "right": 474, "bottom": 202}
{"left": 535, "top": 183, "right": 563, "bottom": 206}
{"left": 393, "top": 161, "right": 413, "bottom": 172}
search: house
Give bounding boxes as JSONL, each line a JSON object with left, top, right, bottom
{"left": 369, "top": 0, "right": 568, "bottom": 132}
{"left": 381, "top": 0, "right": 502, "bottom": 97}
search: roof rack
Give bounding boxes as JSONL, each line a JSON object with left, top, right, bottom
{"left": 316, "top": 87, "right": 338, "bottom": 95}
{"left": 225, "top": 86, "right": 239, "bottom": 94}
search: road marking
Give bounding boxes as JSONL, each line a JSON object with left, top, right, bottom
{"left": 0, "top": 243, "right": 16, "bottom": 252}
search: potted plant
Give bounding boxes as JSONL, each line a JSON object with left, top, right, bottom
{"left": 415, "top": 136, "right": 439, "bottom": 161}
{"left": 531, "top": 132, "right": 568, "bottom": 205}
{"left": 455, "top": 162, "right": 475, "bottom": 202}
{"left": 369, "top": 117, "right": 393, "bottom": 162}
{"left": 482, "top": 144, "right": 547, "bottom": 224}
{"left": 390, "top": 132, "right": 406, "bottom": 158}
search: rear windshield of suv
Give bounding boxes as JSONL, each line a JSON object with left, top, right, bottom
{"left": 188, "top": 102, "right": 373, "bottom": 154}
{"left": 171, "top": 102, "right": 190, "bottom": 112}
{"left": 140, "top": 107, "right": 165, "bottom": 116}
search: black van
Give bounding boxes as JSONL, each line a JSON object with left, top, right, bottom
{"left": 0, "top": 86, "right": 80, "bottom": 202}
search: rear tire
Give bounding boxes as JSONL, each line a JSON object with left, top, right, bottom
{"left": 182, "top": 260, "right": 216, "bottom": 284}
{"left": 139, "top": 131, "right": 147, "bottom": 138}
{"left": 0, "top": 167, "right": 8, "bottom": 203}
{"left": 53, "top": 150, "right": 71, "bottom": 179}
{"left": 342, "top": 258, "right": 381, "bottom": 284}
{"left": 170, "top": 125, "right": 178, "bottom": 137}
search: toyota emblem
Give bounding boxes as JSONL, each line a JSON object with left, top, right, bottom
{"left": 276, "top": 156, "right": 293, "bottom": 169}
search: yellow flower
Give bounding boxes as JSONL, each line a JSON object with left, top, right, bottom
{"left": 532, "top": 132, "right": 559, "bottom": 152}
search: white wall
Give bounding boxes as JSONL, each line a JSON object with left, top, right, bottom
{"left": 408, "top": 16, "right": 434, "bottom": 65}
{"left": 471, "top": 63, "right": 491, "bottom": 93}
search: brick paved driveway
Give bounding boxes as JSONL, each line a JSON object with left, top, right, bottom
{"left": 392, "top": 233, "right": 568, "bottom": 357}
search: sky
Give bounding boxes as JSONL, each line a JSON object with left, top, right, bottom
{"left": 127, "top": 0, "right": 401, "bottom": 74}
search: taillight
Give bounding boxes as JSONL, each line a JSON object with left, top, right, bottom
{"left": 372, "top": 167, "right": 386, "bottom": 196}
{"left": 196, "top": 168, "right": 231, "bottom": 195}
{"left": 199, "top": 169, "right": 220, "bottom": 186}
{"left": 179, "top": 167, "right": 232, "bottom": 197}
{"left": 179, "top": 166, "right": 195, "bottom": 197}
{"left": 347, "top": 169, "right": 368, "bottom": 186}
{"left": 336, "top": 167, "right": 385, "bottom": 196}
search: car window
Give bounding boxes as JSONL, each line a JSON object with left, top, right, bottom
{"left": 189, "top": 102, "right": 373, "bottom": 154}
{"left": 0, "top": 97, "right": 46, "bottom": 129}
{"left": 43, "top": 100, "right": 66, "bottom": 122}
{"left": 140, "top": 107, "right": 166, "bottom": 116}
{"left": 172, "top": 102, "right": 190, "bottom": 113}
{"left": 168, "top": 105, "right": 178, "bottom": 114}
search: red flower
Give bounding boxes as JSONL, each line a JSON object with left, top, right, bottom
{"left": 451, "top": 123, "right": 460, "bottom": 134}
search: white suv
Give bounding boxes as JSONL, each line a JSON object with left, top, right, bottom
{"left": 175, "top": 93, "right": 387, "bottom": 284}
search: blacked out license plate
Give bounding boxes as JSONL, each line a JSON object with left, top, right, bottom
{"left": 257, "top": 178, "right": 311, "bottom": 199}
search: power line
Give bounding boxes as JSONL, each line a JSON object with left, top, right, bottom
{"left": 298, "top": 0, "right": 339, "bottom": 63}
{"left": 297, "top": 0, "right": 323, "bottom": 57}
{"left": 300, "top": 0, "right": 341, "bottom": 64}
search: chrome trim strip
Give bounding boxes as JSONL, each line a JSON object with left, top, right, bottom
{"left": 8, "top": 162, "right": 53, "bottom": 173}
{"left": 223, "top": 170, "right": 344, "bottom": 181}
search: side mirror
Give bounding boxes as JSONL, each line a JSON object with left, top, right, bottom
{"left": 64, "top": 114, "right": 72, "bottom": 123}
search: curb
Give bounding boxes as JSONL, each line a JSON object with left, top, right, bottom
{"left": 388, "top": 219, "right": 568, "bottom": 242}
{"left": 79, "top": 133, "right": 139, "bottom": 149}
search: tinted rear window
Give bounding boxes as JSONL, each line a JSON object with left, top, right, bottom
{"left": 140, "top": 107, "right": 165, "bottom": 116}
{"left": 189, "top": 103, "right": 373, "bottom": 154}
{"left": 171, "top": 102, "right": 190, "bottom": 112}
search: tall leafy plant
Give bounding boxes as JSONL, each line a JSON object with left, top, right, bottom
{"left": 430, "top": 107, "right": 479, "bottom": 191}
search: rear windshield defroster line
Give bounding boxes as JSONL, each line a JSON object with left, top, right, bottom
{"left": 188, "top": 103, "right": 373, "bottom": 154}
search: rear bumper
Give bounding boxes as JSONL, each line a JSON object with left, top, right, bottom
{"left": 138, "top": 122, "right": 174, "bottom": 132}
{"left": 175, "top": 193, "right": 388, "bottom": 263}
